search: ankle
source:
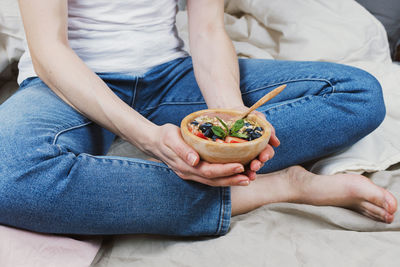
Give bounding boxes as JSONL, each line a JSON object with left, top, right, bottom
{"left": 231, "top": 184, "right": 264, "bottom": 216}
{"left": 280, "top": 165, "right": 310, "bottom": 203}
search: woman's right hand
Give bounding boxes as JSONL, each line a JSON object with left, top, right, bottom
{"left": 145, "top": 123, "right": 258, "bottom": 187}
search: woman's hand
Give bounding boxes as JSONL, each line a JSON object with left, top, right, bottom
{"left": 146, "top": 124, "right": 255, "bottom": 187}
{"left": 231, "top": 106, "right": 280, "bottom": 180}
{"left": 248, "top": 110, "right": 279, "bottom": 178}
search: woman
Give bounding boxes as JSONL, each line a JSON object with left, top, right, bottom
{"left": 0, "top": 0, "right": 396, "bottom": 236}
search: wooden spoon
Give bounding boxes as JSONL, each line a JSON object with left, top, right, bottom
{"left": 238, "top": 84, "right": 287, "bottom": 120}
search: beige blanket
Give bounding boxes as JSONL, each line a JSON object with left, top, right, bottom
{"left": 92, "top": 166, "right": 400, "bottom": 267}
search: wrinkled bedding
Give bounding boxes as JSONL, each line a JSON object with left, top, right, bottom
{"left": 91, "top": 166, "right": 400, "bottom": 267}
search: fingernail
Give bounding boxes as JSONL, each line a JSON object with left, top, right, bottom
{"left": 238, "top": 180, "right": 249, "bottom": 186}
{"left": 253, "top": 162, "right": 261, "bottom": 171}
{"left": 187, "top": 153, "right": 197, "bottom": 166}
{"left": 235, "top": 166, "right": 244, "bottom": 173}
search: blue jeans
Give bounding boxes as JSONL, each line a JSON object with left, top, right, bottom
{"left": 0, "top": 57, "right": 385, "bottom": 236}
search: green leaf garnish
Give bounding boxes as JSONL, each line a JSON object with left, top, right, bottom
{"left": 230, "top": 119, "right": 244, "bottom": 134}
{"left": 231, "top": 132, "right": 248, "bottom": 139}
{"left": 216, "top": 117, "right": 229, "bottom": 133}
{"left": 211, "top": 126, "right": 227, "bottom": 139}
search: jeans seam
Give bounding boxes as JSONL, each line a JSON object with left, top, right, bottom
{"left": 217, "top": 188, "right": 225, "bottom": 234}
{"left": 242, "top": 78, "right": 336, "bottom": 96}
{"left": 78, "top": 153, "right": 174, "bottom": 171}
{"left": 216, "top": 186, "right": 231, "bottom": 235}
{"left": 52, "top": 121, "right": 93, "bottom": 145}
{"left": 259, "top": 95, "right": 313, "bottom": 113}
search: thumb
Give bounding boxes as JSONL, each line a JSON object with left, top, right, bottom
{"left": 169, "top": 126, "right": 200, "bottom": 166}
{"left": 186, "top": 150, "right": 200, "bottom": 166}
{"left": 268, "top": 124, "right": 280, "bottom": 147}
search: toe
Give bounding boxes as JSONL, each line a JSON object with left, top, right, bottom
{"left": 385, "top": 213, "right": 395, "bottom": 224}
{"left": 359, "top": 201, "right": 388, "bottom": 223}
{"left": 355, "top": 177, "right": 398, "bottom": 215}
{"left": 359, "top": 208, "right": 385, "bottom": 222}
{"left": 384, "top": 192, "right": 398, "bottom": 215}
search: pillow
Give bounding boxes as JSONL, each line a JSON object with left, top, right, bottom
{"left": 355, "top": 0, "right": 400, "bottom": 61}
{"left": 0, "top": 0, "right": 25, "bottom": 72}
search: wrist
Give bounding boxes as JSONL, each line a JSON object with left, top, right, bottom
{"left": 206, "top": 89, "right": 245, "bottom": 109}
{"left": 208, "top": 101, "right": 245, "bottom": 110}
{"left": 123, "top": 118, "right": 159, "bottom": 153}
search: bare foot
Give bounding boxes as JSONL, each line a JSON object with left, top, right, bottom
{"left": 231, "top": 166, "right": 397, "bottom": 223}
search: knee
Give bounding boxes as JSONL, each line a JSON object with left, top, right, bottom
{"left": 343, "top": 66, "right": 386, "bottom": 133}
{"left": 0, "top": 151, "right": 69, "bottom": 231}
{"left": 0, "top": 131, "right": 66, "bottom": 227}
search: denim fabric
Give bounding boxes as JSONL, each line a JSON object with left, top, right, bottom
{"left": 0, "top": 57, "right": 385, "bottom": 236}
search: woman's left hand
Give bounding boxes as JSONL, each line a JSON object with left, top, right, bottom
{"left": 233, "top": 107, "right": 280, "bottom": 180}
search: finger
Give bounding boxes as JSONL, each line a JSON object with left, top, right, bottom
{"left": 245, "top": 169, "right": 257, "bottom": 181}
{"left": 258, "top": 145, "right": 275, "bottom": 162}
{"left": 269, "top": 125, "right": 280, "bottom": 147}
{"left": 195, "top": 161, "right": 245, "bottom": 179}
{"left": 250, "top": 159, "right": 262, "bottom": 172}
{"left": 252, "top": 111, "right": 280, "bottom": 147}
{"left": 165, "top": 125, "right": 200, "bottom": 166}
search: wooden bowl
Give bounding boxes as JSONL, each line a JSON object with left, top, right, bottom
{"left": 180, "top": 109, "right": 271, "bottom": 165}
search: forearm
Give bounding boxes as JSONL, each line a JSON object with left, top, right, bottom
{"left": 32, "top": 44, "right": 156, "bottom": 151}
{"left": 190, "top": 28, "right": 244, "bottom": 109}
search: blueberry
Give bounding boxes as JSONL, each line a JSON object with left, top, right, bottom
{"left": 244, "top": 128, "right": 254, "bottom": 133}
{"left": 254, "top": 127, "right": 263, "bottom": 132}
{"left": 203, "top": 128, "right": 214, "bottom": 138}
{"left": 190, "top": 121, "right": 199, "bottom": 125}
{"left": 244, "top": 122, "right": 251, "bottom": 127}
{"left": 211, "top": 135, "right": 218, "bottom": 141}
{"left": 250, "top": 131, "right": 262, "bottom": 140}
{"left": 199, "top": 122, "right": 213, "bottom": 132}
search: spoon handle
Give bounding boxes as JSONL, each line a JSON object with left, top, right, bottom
{"left": 239, "top": 84, "right": 287, "bottom": 119}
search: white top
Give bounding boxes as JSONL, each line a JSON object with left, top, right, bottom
{"left": 18, "top": 0, "right": 188, "bottom": 84}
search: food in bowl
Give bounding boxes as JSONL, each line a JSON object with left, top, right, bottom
{"left": 180, "top": 109, "right": 271, "bottom": 165}
{"left": 188, "top": 115, "right": 264, "bottom": 143}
